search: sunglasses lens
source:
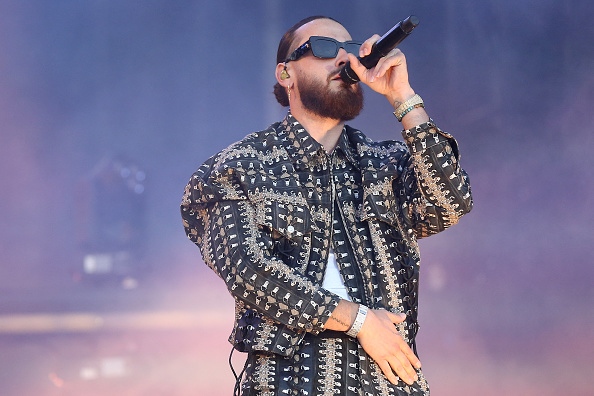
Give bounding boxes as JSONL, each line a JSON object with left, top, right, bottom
{"left": 312, "top": 39, "right": 340, "bottom": 58}
{"left": 310, "top": 38, "right": 362, "bottom": 59}
{"left": 345, "top": 42, "right": 361, "bottom": 55}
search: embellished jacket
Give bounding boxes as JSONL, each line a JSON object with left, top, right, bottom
{"left": 181, "top": 113, "right": 472, "bottom": 395}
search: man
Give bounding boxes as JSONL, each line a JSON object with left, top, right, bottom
{"left": 181, "top": 15, "right": 472, "bottom": 395}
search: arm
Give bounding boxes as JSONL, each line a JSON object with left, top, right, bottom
{"left": 324, "top": 299, "right": 421, "bottom": 386}
{"left": 341, "top": 37, "right": 472, "bottom": 385}
{"left": 349, "top": 38, "right": 473, "bottom": 238}
{"left": 181, "top": 156, "right": 341, "bottom": 335}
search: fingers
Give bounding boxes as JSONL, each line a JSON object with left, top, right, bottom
{"left": 376, "top": 347, "right": 419, "bottom": 386}
{"left": 358, "top": 309, "right": 422, "bottom": 386}
{"left": 389, "top": 333, "right": 421, "bottom": 384}
{"left": 402, "top": 341, "right": 422, "bottom": 370}
{"left": 377, "top": 360, "right": 400, "bottom": 385}
{"left": 369, "top": 48, "right": 405, "bottom": 82}
{"left": 346, "top": 46, "right": 410, "bottom": 99}
{"left": 359, "top": 34, "right": 381, "bottom": 57}
{"left": 346, "top": 34, "right": 385, "bottom": 85}
{"left": 346, "top": 53, "right": 370, "bottom": 83}
{"left": 382, "top": 311, "right": 422, "bottom": 369}
{"left": 388, "top": 353, "right": 419, "bottom": 385}
{"left": 386, "top": 310, "right": 407, "bottom": 324}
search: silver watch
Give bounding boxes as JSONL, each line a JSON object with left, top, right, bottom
{"left": 346, "top": 304, "right": 368, "bottom": 338}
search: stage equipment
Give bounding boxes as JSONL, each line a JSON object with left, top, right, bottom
{"left": 76, "top": 155, "right": 147, "bottom": 285}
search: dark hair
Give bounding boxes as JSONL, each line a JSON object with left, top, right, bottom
{"left": 273, "top": 16, "right": 339, "bottom": 107}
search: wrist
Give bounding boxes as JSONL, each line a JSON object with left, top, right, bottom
{"left": 386, "top": 88, "right": 416, "bottom": 109}
{"left": 346, "top": 304, "right": 368, "bottom": 338}
{"left": 393, "top": 94, "right": 425, "bottom": 122}
{"left": 324, "top": 299, "right": 359, "bottom": 331}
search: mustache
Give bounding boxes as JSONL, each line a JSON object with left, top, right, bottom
{"left": 328, "top": 68, "right": 343, "bottom": 82}
{"left": 328, "top": 69, "right": 358, "bottom": 89}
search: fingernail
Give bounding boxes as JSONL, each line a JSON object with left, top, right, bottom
{"left": 415, "top": 361, "right": 422, "bottom": 368}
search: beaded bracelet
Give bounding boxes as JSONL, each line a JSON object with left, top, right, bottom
{"left": 393, "top": 94, "right": 424, "bottom": 122}
{"left": 395, "top": 103, "right": 425, "bottom": 122}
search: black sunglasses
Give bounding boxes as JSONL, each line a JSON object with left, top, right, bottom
{"left": 284, "top": 36, "right": 362, "bottom": 63}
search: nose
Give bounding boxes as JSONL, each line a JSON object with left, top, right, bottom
{"left": 335, "top": 48, "right": 349, "bottom": 67}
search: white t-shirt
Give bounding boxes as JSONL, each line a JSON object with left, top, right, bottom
{"left": 322, "top": 248, "right": 351, "bottom": 301}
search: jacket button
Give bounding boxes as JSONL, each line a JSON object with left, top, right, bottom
{"left": 287, "top": 225, "right": 295, "bottom": 234}
{"left": 304, "top": 322, "right": 313, "bottom": 330}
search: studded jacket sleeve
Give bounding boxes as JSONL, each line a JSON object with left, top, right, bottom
{"left": 181, "top": 140, "right": 341, "bottom": 341}
{"left": 399, "top": 121, "right": 473, "bottom": 238}
{"left": 355, "top": 120, "right": 472, "bottom": 243}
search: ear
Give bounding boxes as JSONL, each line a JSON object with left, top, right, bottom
{"left": 275, "top": 63, "right": 291, "bottom": 86}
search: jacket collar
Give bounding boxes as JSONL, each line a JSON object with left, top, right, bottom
{"left": 276, "top": 112, "right": 359, "bottom": 169}
{"left": 335, "top": 126, "right": 359, "bottom": 167}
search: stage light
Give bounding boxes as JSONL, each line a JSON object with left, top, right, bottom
{"left": 75, "top": 155, "right": 148, "bottom": 285}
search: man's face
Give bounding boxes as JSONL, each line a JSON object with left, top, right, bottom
{"left": 289, "top": 19, "right": 364, "bottom": 121}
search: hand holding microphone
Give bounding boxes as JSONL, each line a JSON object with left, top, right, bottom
{"left": 340, "top": 15, "right": 419, "bottom": 85}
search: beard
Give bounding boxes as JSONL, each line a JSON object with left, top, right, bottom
{"left": 297, "top": 69, "right": 364, "bottom": 121}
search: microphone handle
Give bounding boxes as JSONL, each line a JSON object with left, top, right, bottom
{"left": 340, "top": 15, "right": 419, "bottom": 85}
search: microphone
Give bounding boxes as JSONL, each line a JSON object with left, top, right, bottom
{"left": 340, "top": 15, "right": 419, "bottom": 85}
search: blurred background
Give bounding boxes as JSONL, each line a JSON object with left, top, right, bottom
{"left": 0, "top": 0, "right": 592, "bottom": 395}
